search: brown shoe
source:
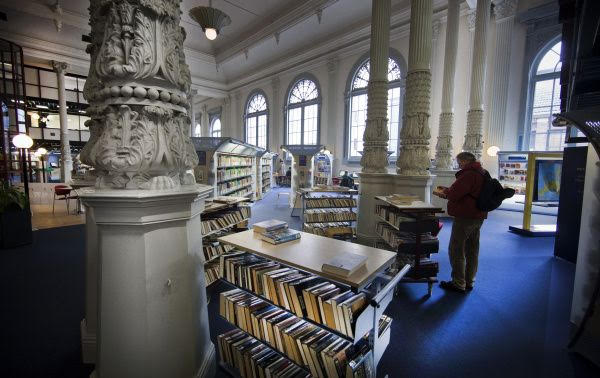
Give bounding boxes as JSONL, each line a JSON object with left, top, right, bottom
{"left": 440, "top": 281, "right": 465, "bottom": 293}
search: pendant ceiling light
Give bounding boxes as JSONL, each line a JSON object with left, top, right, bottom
{"left": 189, "top": 0, "right": 231, "bottom": 41}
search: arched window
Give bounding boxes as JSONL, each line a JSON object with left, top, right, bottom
{"left": 347, "top": 57, "right": 403, "bottom": 159}
{"left": 285, "top": 75, "right": 321, "bottom": 145}
{"left": 245, "top": 91, "right": 268, "bottom": 149}
{"left": 527, "top": 41, "right": 565, "bottom": 151}
{"left": 210, "top": 117, "right": 221, "bottom": 137}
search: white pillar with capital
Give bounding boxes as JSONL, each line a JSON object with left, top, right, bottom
{"left": 485, "top": 0, "right": 518, "bottom": 176}
{"left": 326, "top": 56, "right": 339, "bottom": 179}
{"left": 463, "top": 0, "right": 492, "bottom": 159}
{"left": 189, "top": 89, "right": 198, "bottom": 137}
{"left": 78, "top": 1, "right": 215, "bottom": 377}
{"left": 52, "top": 60, "right": 72, "bottom": 183}
{"left": 431, "top": 0, "right": 461, "bottom": 211}
{"left": 356, "top": 0, "right": 399, "bottom": 244}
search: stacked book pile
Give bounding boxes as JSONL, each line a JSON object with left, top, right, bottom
{"left": 306, "top": 197, "right": 356, "bottom": 209}
{"left": 201, "top": 205, "right": 251, "bottom": 235}
{"left": 375, "top": 222, "right": 438, "bottom": 251}
{"left": 217, "top": 167, "right": 253, "bottom": 182}
{"left": 218, "top": 155, "right": 253, "bottom": 167}
{"left": 304, "top": 209, "right": 357, "bottom": 223}
{"left": 218, "top": 329, "right": 309, "bottom": 378}
{"left": 218, "top": 177, "right": 253, "bottom": 196}
{"left": 219, "top": 253, "right": 369, "bottom": 339}
{"left": 220, "top": 289, "right": 353, "bottom": 377}
{"left": 203, "top": 241, "right": 235, "bottom": 262}
{"left": 253, "top": 219, "right": 301, "bottom": 245}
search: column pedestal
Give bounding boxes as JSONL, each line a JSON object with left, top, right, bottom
{"left": 79, "top": 185, "right": 215, "bottom": 378}
{"left": 357, "top": 173, "right": 433, "bottom": 245}
{"left": 430, "top": 168, "right": 457, "bottom": 213}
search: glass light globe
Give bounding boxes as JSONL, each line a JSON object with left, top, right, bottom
{"left": 487, "top": 145, "right": 500, "bottom": 157}
{"left": 36, "top": 147, "right": 48, "bottom": 156}
{"left": 205, "top": 27, "right": 218, "bottom": 40}
{"left": 12, "top": 133, "right": 33, "bottom": 149}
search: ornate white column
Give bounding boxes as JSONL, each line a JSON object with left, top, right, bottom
{"left": 202, "top": 104, "right": 209, "bottom": 137}
{"left": 326, "top": 57, "right": 339, "bottom": 178}
{"left": 486, "top": 0, "right": 518, "bottom": 175}
{"left": 78, "top": 1, "right": 215, "bottom": 377}
{"left": 396, "top": 0, "right": 434, "bottom": 176}
{"left": 189, "top": 89, "right": 198, "bottom": 137}
{"left": 52, "top": 60, "right": 72, "bottom": 183}
{"left": 359, "top": 0, "right": 391, "bottom": 173}
{"left": 270, "top": 76, "right": 281, "bottom": 153}
{"left": 223, "top": 95, "right": 232, "bottom": 138}
{"left": 463, "top": 0, "right": 492, "bottom": 159}
{"left": 434, "top": 0, "right": 460, "bottom": 169}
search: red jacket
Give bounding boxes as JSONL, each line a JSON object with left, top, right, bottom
{"left": 443, "top": 162, "right": 488, "bottom": 219}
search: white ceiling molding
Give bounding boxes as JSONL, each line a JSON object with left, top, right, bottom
{"left": 226, "top": 0, "right": 450, "bottom": 91}
{"left": 214, "top": 0, "right": 340, "bottom": 65}
{"left": 0, "top": 0, "right": 89, "bottom": 31}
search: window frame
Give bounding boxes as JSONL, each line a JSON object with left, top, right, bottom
{"left": 284, "top": 73, "right": 322, "bottom": 146}
{"left": 344, "top": 51, "right": 406, "bottom": 163}
{"left": 244, "top": 89, "right": 269, "bottom": 149}
{"left": 523, "top": 37, "right": 568, "bottom": 151}
{"left": 210, "top": 115, "right": 222, "bottom": 138}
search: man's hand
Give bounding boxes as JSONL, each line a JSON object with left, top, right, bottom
{"left": 433, "top": 186, "right": 448, "bottom": 199}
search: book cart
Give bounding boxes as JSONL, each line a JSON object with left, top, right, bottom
{"left": 299, "top": 187, "right": 358, "bottom": 241}
{"left": 201, "top": 197, "right": 252, "bottom": 289}
{"left": 192, "top": 137, "right": 262, "bottom": 199}
{"left": 216, "top": 229, "right": 410, "bottom": 377}
{"left": 374, "top": 196, "right": 443, "bottom": 297}
{"left": 256, "top": 151, "right": 275, "bottom": 200}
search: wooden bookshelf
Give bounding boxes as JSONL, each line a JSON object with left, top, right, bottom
{"left": 218, "top": 229, "right": 395, "bottom": 290}
{"left": 215, "top": 231, "right": 410, "bottom": 377}
{"left": 299, "top": 187, "right": 358, "bottom": 240}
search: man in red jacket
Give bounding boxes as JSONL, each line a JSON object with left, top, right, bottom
{"left": 433, "top": 152, "right": 487, "bottom": 293}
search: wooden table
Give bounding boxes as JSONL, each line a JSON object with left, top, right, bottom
{"left": 218, "top": 229, "right": 396, "bottom": 289}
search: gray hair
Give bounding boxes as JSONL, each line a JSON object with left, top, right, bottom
{"left": 456, "top": 151, "right": 476, "bottom": 162}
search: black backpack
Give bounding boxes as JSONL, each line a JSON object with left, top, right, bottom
{"left": 473, "top": 170, "right": 515, "bottom": 212}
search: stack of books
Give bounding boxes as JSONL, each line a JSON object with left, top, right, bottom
{"left": 219, "top": 253, "right": 369, "bottom": 339}
{"left": 217, "top": 329, "right": 309, "bottom": 378}
{"left": 201, "top": 205, "right": 251, "bottom": 235}
{"left": 220, "top": 289, "right": 355, "bottom": 377}
{"left": 306, "top": 197, "right": 356, "bottom": 209}
{"left": 253, "top": 219, "right": 301, "bottom": 245}
{"left": 304, "top": 208, "right": 357, "bottom": 223}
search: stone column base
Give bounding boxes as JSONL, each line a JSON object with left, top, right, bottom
{"left": 430, "top": 169, "right": 457, "bottom": 214}
{"left": 79, "top": 185, "right": 215, "bottom": 378}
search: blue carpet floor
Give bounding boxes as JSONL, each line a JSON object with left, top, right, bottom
{"left": 1, "top": 186, "right": 598, "bottom": 377}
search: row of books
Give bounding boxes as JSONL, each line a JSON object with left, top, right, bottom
{"left": 314, "top": 176, "right": 328, "bottom": 186}
{"left": 220, "top": 289, "right": 356, "bottom": 377}
{"left": 201, "top": 206, "right": 251, "bottom": 235}
{"left": 218, "top": 178, "right": 253, "bottom": 195}
{"left": 218, "top": 155, "right": 253, "bottom": 168}
{"left": 303, "top": 224, "right": 354, "bottom": 238}
{"left": 304, "top": 209, "right": 357, "bottom": 223}
{"left": 219, "top": 252, "right": 367, "bottom": 338}
{"left": 375, "top": 205, "right": 416, "bottom": 225}
{"left": 306, "top": 198, "right": 356, "bottom": 209}
{"left": 205, "top": 262, "right": 220, "bottom": 286}
{"left": 217, "top": 167, "right": 253, "bottom": 182}
{"left": 375, "top": 222, "right": 437, "bottom": 250}
{"left": 203, "top": 241, "right": 235, "bottom": 262}
{"left": 218, "top": 328, "right": 309, "bottom": 378}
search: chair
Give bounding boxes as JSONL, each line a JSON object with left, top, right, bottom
{"left": 53, "top": 185, "right": 73, "bottom": 214}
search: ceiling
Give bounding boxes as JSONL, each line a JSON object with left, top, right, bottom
{"left": 0, "top": 0, "right": 446, "bottom": 96}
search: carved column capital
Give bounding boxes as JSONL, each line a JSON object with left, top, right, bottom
{"left": 494, "top": 0, "right": 518, "bottom": 21}
{"left": 81, "top": 0, "right": 198, "bottom": 190}
{"left": 52, "top": 60, "right": 68, "bottom": 73}
{"left": 467, "top": 9, "right": 476, "bottom": 32}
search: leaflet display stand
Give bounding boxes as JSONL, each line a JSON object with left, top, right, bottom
{"left": 508, "top": 151, "right": 563, "bottom": 236}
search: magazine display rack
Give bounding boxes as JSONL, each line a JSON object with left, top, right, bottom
{"left": 192, "top": 137, "right": 263, "bottom": 199}
{"left": 216, "top": 230, "right": 409, "bottom": 377}
{"left": 374, "top": 196, "right": 443, "bottom": 297}
{"left": 299, "top": 187, "right": 358, "bottom": 240}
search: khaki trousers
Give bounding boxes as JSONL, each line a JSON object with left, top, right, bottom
{"left": 448, "top": 217, "right": 484, "bottom": 289}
